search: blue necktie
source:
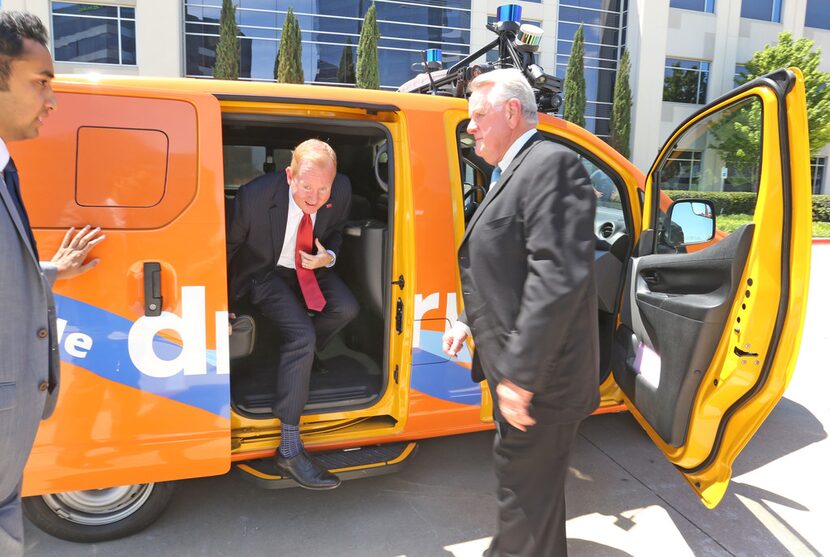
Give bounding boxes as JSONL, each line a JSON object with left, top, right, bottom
{"left": 490, "top": 166, "right": 502, "bottom": 189}
{"left": 3, "top": 158, "right": 39, "bottom": 261}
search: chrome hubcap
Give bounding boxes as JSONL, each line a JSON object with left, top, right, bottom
{"left": 42, "top": 484, "right": 154, "bottom": 526}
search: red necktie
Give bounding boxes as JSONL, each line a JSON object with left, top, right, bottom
{"left": 295, "top": 213, "right": 326, "bottom": 311}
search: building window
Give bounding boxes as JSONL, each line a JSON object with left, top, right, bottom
{"left": 740, "top": 0, "right": 782, "bottom": 23}
{"left": 51, "top": 2, "right": 136, "bottom": 65}
{"left": 184, "top": 1, "right": 471, "bottom": 89}
{"left": 662, "top": 150, "right": 703, "bottom": 191}
{"left": 734, "top": 63, "right": 749, "bottom": 86}
{"left": 812, "top": 157, "right": 826, "bottom": 194}
{"left": 669, "top": 0, "right": 715, "bottom": 13}
{"left": 556, "top": 0, "right": 627, "bottom": 139}
{"left": 805, "top": 0, "right": 830, "bottom": 31}
{"left": 663, "top": 58, "right": 709, "bottom": 104}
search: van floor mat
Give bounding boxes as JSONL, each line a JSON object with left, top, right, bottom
{"left": 235, "top": 442, "right": 418, "bottom": 489}
{"left": 232, "top": 354, "right": 382, "bottom": 415}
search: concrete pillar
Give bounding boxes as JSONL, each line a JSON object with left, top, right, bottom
{"left": 627, "top": 0, "right": 670, "bottom": 170}
{"left": 137, "top": 0, "right": 182, "bottom": 77}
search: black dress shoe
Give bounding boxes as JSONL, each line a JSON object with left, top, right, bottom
{"left": 275, "top": 449, "right": 341, "bottom": 490}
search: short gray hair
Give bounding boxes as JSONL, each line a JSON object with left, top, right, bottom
{"left": 469, "top": 68, "right": 539, "bottom": 124}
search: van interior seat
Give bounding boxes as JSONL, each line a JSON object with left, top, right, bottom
{"left": 339, "top": 219, "right": 388, "bottom": 319}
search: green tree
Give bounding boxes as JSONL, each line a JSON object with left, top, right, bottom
{"left": 738, "top": 32, "right": 830, "bottom": 154}
{"left": 277, "top": 7, "right": 304, "bottom": 84}
{"left": 337, "top": 38, "right": 355, "bottom": 84}
{"left": 609, "top": 48, "right": 632, "bottom": 157}
{"left": 356, "top": 4, "right": 380, "bottom": 89}
{"left": 213, "top": 0, "right": 239, "bottom": 80}
{"left": 563, "top": 23, "right": 586, "bottom": 127}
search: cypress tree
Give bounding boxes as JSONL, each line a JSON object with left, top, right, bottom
{"left": 277, "top": 7, "right": 304, "bottom": 84}
{"left": 609, "top": 49, "right": 632, "bottom": 157}
{"left": 356, "top": 4, "right": 380, "bottom": 89}
{"left": 213, "top": 0, "right": 239, "bottom": 80}
{"left": 337, "top": 38, "right": 356, "bottom": 84}
{"left": 563, "top": 23, "right": 586, "bottom": 127}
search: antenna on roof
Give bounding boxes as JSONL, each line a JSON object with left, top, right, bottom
{"left": 398, "top": 4, "right": 562, "bottom": 114}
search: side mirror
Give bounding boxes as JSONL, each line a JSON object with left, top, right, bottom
{"left": 661, "top": 199, "right": 716, "bottom": 249}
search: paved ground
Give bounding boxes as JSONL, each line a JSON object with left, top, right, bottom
{"left": 24, "top": 244, "right": 829, "bottom": 557}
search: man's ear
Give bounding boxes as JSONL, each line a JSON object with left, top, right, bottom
{"left": 285, "top": 166, "right": 293, "bottom": 183}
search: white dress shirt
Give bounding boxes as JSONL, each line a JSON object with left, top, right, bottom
{"left": 0, "top": 137, "right": 10, "bottom": 172}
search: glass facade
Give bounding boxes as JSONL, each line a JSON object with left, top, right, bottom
{"left": 556, "top": 0, "right": 627, "bottom": 138}
{"left": 184, "top": 0, "right": 471, "bottom": 88}
{"left": 663, "top": 58, "right": 710, "bottom": 104}
{"left": 52, "top": 2, "right": 136, "bottom": 65}
{"left": 670, "top": 0, "right": 715, "bottom": 12}
{"left": 740, "top": 0, "right": 782, "bottom": 23}
{"left": 805, "top": 0, "right": 830, "bottom": 30}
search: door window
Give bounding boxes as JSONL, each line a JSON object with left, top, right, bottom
{"left": 654, "top": 96, "right": 762, "bottom": 250}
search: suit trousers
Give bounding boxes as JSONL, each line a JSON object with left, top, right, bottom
{"left": 485, "top": 419, "right": 581, "bottom": 557}
{"left": 0, "top": 373, "right": 46, "bottom": 557}
{"left": 249, "top": 266, "right": 358, "bottom": 425}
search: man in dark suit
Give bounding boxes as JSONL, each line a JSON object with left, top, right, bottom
{"left": 443, "top": 69, "right": 599, "bottom": 556}
{"left": 227, "top": 139, "right": 358, "bottom": 490}
{"left": 0, "top": 12, "right": 104, "bottom": 556}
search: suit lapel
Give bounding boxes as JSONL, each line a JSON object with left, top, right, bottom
{"left": 269, "top": 176, "right": 290, "bottom": 265}
{"left": 461, "top": 133, "right": 543, "bottom": 245}
{"left": 0, "top": 172, "right": 39, "bottom": 264}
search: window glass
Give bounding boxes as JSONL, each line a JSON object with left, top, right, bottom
{"left": 183, "top": 0, "right": 473, "bottom": 87}
{"left": 740, "top": 0, "right": 782, "bottom": 23}
{"left": 581, "top": 157, "right": 627, "bottom": 242}
{"left": 805, "top": 0, "right": 830, "bottom": 30}
{"left": 663, "top": 58, "right": 710, "bottom": 104}
{"left": 224, "top": 146, "right": 266, "bottom": 189}
{"left": 669, "top": 0, "right": 715, "bottom": 13}
{"left": 811, "top": 157, "right": 826, "bottom": 194}
{"left": 51, "top": 1, "right": 137, "bottom": 65}
{"left": 734, "top": 63, "right": 749, "bottom": 86}
{"left": 655, "top": 96, "right": 762, "bottom": 245}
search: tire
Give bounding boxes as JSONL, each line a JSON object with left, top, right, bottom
{"left": 22, "top": 481, "right": 176, "bottom": 543}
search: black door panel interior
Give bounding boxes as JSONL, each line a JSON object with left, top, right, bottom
{"left": 612, "top": 224, "right": 754, "bottom": 447}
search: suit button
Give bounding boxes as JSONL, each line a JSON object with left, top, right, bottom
{"left": 38, "top": 381, "right": 49, "bottom": 392}
{"left": 37, "top": 327, "right": 48, "bottom": 339}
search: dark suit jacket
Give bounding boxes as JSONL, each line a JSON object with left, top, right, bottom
{"left": 458, "top": 133, "right": 600, "bottom": 424}
{"left": 226, "top": 171, "right": 351, "bottom": 300}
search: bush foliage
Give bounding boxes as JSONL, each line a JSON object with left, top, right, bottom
{"left": 664, "top": 190, "right": 830, "bottom": 222}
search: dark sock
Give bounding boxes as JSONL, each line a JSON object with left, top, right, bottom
{"left": 279, "top": 424, "right": 302, "bottom": 458}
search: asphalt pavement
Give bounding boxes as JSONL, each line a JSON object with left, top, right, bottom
{"left": 24, "top": 243, "right": 829, "bottom": 557}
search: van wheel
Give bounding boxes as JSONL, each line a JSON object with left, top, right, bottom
{"left": 22, "top": 482, "right": 175, "bottom": 543}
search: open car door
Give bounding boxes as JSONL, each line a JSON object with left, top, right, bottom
{"left": 612, "top": 68, "right": 812, "bottom": 508}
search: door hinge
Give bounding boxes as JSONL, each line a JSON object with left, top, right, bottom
{"left": 395, "top": 298, "right": 403, "bottom": 334}
{"left": 391, "top": 274, "right": 405, "bottom": 290}
{"left": 393, "top": 365, "right": 399, "bottom": 384}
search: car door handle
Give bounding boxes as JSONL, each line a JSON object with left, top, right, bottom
{"left": 143, "top": 262, "right": 162, "bottom": 317}
{"left": 641, "top": 270, "right": 660, "bottom": 285}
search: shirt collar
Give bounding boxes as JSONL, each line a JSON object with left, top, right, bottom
{"left": 497, "top": 128, "right": 537, "bottom": 173}
{"left": 0, "top": 138, "right": 9, "bottom": 173}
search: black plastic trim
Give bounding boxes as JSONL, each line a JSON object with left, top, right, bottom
{"left": 214, "top": 94, "right": 400, "bottom": 114}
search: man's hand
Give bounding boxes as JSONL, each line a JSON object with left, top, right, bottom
{"left": 51, "top": 225, "right": 106, "bottom": 281}
{"left": 442, "top": 321, "right": 469, "bottom": 358}
{"left": 298, "top": 238, "right": 334, "bottom": 270}
{"left": 496, "top": 379, "right": 536, "bottom": 431}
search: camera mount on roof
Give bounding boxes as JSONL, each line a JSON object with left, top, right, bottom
{"left": 398, "top": 4, "right": 563, "bottom": 114}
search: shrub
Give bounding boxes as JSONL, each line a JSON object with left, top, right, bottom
{"left": 664, "top": 191, "right": 830, "bottom": 222}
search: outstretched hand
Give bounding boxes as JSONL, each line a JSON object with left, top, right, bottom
{"left": 50, "top": 225, "right": 105, "bottom": 281}
{"left": 298, "top": 238, "right": 334, "bottom": 270}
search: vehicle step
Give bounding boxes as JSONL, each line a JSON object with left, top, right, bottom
{"left": 234, "top": 442, "right": 417, "bottom": 489}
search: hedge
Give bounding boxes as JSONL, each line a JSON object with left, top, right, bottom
{"left": 664, "top": 190, "right": 830, "bottom": 222}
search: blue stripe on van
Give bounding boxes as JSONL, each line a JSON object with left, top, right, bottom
{"left": 55, "top": 295, "right": 230, "bottom": 418}
{"left": 411, "top": 330, "right": 480, "bottom": 406}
